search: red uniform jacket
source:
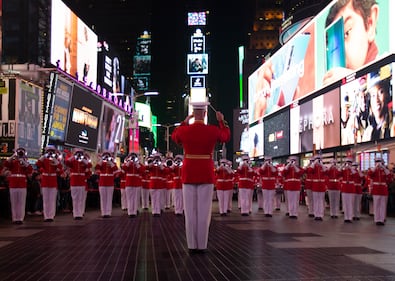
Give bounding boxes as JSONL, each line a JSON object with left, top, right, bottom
{"left": 304, "top": 165, "right": 314, "bottom": 191}
{"left": 173, "top": 166, "right": 183, "bottom": 189}
{"left": 311, "top": 163, "right": 327, "bottom": 192}
{"left": 215, "top": 165, "right": 234, "bottom": 191}
{"left": 171, "top": 120, "right": 230, "bottom": 184}
{"left": 282, "top": 164, "right": 303, "bottom": 191}
{"left": 258, "top": 163, "right": 278, "bottom": 190}
{"left": 121, "top": 162, "right": 145, "bottom": 187}
{"left": 148, "top": 164, "right": 165, "bottom": 189}
{"left": 340, "top": 166, "right": 357, "bottom": 193}
{"left": 367, "top": 165, "right": 391, "bottom": 196}
{"left": 65, "top": 157, "right": 92, "bottom": 187}
{"left": 5, "top": 158, "right": 32, "bottom": 188}
{"left": 326, "top": 165, "right": 342, "bottom": 190}
{"left": 95, "top": 160, "right": 118, "bottom": 187}
{"left": 36, "top": 157, "right": 63, "bottom": 188}
{"left": 235, "top": 165, "right": 256, "bottom": 189}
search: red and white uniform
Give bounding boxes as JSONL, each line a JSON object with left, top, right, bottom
{"left": 121, "top": 159, "right": 145, "bottom": 216}
{"left": 95, "top": 157, "right": 118, "bottom": 217}
{"left": 304, "top": 161, "right": 314, "bottom": 216}
{"left": 311, "top": 160, "right": 327, "bottom": 219}
{"left": 340, "top": 162, "right": 357, "bottom": 221}
{"left": 367, "top": 162, "right": 391, "bottom": 224}
{"left": 5, "top": 155, "right": 32, "bottom": 223}
{"left": 215, "top": 161, "right": 234, "bottom": 215}
{"left": 172, "top": 161, "right": 184, "bottom": 215}
{"left": 258, "top": 160, "right": 278, "bottom": 216}
{"left": 36, "top": 154, "right": 63, "bottom": 221}
{"left": 171, "top": 117, "right": 230, "bottom": 251}
{"left": 282, "top": 161, "right": 303, "bottom": 218}
{"left": 235, "top": 162, "right": 256, "bottom": 216}
{"left": 148, "top": 160, "right": 165, "bottom": 216}
{"left": 141, "top": 166, "right": 151, "bottom": 209}
{"left": 164, "top": 163, "right": 175, "bottom": 209}
{"left": 353, "top": 166, "right": 364, "bottom": 220}
{"left": 326, "top": 162, "right": 342, "bottom": 217}
{"left": 65, "top": 154, "right": 92, "bottom": 219}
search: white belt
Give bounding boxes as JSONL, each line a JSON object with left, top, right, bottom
{"left": 217, "top": 179, "right": 233, "bottom": 182}
{"left": 373, "top": 182, "right": 387, "bottom": 186}
{"left": 100, "top": 173, "right": 113, "bottom": 176}
{"left": 174, "top": 176, "right": 181, "bottom": 179}
{"left": 151, "top": 176, "right": 163, "bottom": 180}
{"left": 285, "top": 178, "right": 300, "bottom": 182}
{"left": 342, "top": 181, "right": 354, "bottom": 184}
{"left": 328, "top": 179, "right": 339, "bottom": 182}
{"left": 42, "top": 173, "right": 56, "bottom": 176}
{"left": 239, "top": 178, "right": 254, "bottom": 182}
{"left": 11, "top": 174, "right": 26, "bottom": 177}
{"left": 262, "top": 177, "right": 275, "bottom": 180}
{"left": 70, "top": 173, "right": 85, "bottom": 176}
{"left": 312, "top": 179, "right": 325, "bottom": 182}
{"left": 126, "top": 173, "right": 141, "bottom": 177}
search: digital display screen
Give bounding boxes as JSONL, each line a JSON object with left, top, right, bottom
{"left": 187, "top": 54, "right": 208, "bottom": 75}
{"left": 188, "top": 12, "right": 207, "bottom": 26}
{"left": 133, "top": 55, "right": 151, "bottom": 76}
{"left": 50, "top": 0, "right": 98, "bottom": 86}
{"left": 264, "top": 110, "right": 290, "bottom": 158}
{"left": 65, "top": 85, "right": 102, "bottom": 150}
{"left": 99, "top": 104, "right": 125, "bottom": 153}
{"left": 248, "top": 121, "right": 264, "bottom": 158}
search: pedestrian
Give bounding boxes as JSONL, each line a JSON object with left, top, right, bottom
{"left": 171, "top": 101, "right": 230, "bottom": 254}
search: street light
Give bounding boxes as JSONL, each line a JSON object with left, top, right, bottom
{"left": 152, "top": 123, "right": 180, "bottom": 153}
{"left": 130, "top": 90, "right": 159, "bottom": 153}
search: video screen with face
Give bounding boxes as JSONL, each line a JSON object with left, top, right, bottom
{"left": 248, "top": 121, "right": 264, "bottom": 158}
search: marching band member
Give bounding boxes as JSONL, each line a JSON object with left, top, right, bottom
{"left": 367, "top": 157, "right": 392, "bottom": 225}
{"left": 121, "top": 153, "right": 145, "bottom": 217}
{"left": 274, "top": 164, "right": 285, "bottom": 211}
{"left": 352, "top": 162, "right": 364, "bottom": 221}
{"left": 215, "top": 159, "right": 235, "bottom": 216}
{"left": 95, "top": 151, "right": 119, "bottom": 218}
{"left": 65, "top": 148, "right": 92, "bottom": 220}
{"left": 340, "top": 158, "right": 357, "bottom": 223}
{"left": 4, "top": 147, "right": 33, "bottom": 224}
{"left": 148, "top": 153, "right": 165, "bottom": 217}
{"left": 164, "top": 156, "right": 175, "bottom": 209}
{"left": 119, "top": 168, "right": 127, "bottom": 211}
{"left": 311, "top": 155, "right": 327, "bottom": 221}
{"left": 173, "top": 155, "right": 184, "bottom": 216}
{"left": 36, "top": 146, "right": 64, "bottom": 222}
{"left": 326, "top": 159, "right": 342, "bottom": 218}
{"left": 282, "top": 156, "right": 303, "bottom": 219}
{"left": 304, "top": 157, "right": 315, "bottom": 217}
{"left": 141, "top": 156, "right": 152, "bottom": 210}
{"left": 235, "top": 155, "right": 256, "bottom": 216}
{"left": 258, "top": 156, "right": 278, "bottom": 217}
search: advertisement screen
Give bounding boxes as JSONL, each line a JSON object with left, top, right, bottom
{"left": 249, "top": 0, "right": 393, "bottom": 123}
{"left": 248, "top": 121, "right": 264, "bottom": 158}
{"left": 290, "top": 88, "right": 340, "bottom": 154}
{"left": 0, "top": 78, "right": 16, "bottom": 157}
{"left": 264, "top": 110, "right": 290, "bottom": 158}
{"left": 233, "top": 109, "right": 249, "bottom": 153}
{"left": 65, "top": 85, "right": 102, "bottom": 150}
{"left": 50, "top": 0, "right": 98, "bottom": 86}
{"left": 99, "top": 104, "right": 125, "bottom": 153}
{"left": 17, "top": 80, "right": 42, "bottom": 158}
{"left": 187, "top": 54, "right": 208, "bottom": 75}
{"left": 188, "top": 12, "right": 207, "bottom": 26}
{"left": 135, "top": 102, "right": 152, "bottom": 129}
{"left": 340, "top": 63, "right": 394, "bottom": 145}
{"left": 133, "top": 55, "right": 151, "bottom": 76}
{"left": 49, "top": 78, "right": 72, "bottom": 141}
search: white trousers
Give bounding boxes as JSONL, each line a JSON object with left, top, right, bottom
{"left": 9, "top": 188, "right": 27, "bottom": 222}
{"left": 262, "top": 189, "right": 275, "bottom": 215}
{"left": 173, "top": 189, "right": 184, "bottom": 214}
{"left": 257, "top": 189, "right": 263, "bottom": 209}
{"left": 286, "top": 190, "right": 299, "bottom": 217}
{"left": 120, "top": 189, "right": 127, "bottom": 210}
{"left": 150, "top": 189, "right": 162, "bottom": 215}
{"left": 183, "top": 184, "right": 213, "bottom": 250}
{"left": 342, "top": 192, "right": 354, "bottom": 221}
{"left": 238, "top": 188, "right": 252, "bottom": 214}
{"left": 353, "top": 193, "right": 362, "bottom": 218}
{"left": 125, "top": 186, "right": 141, "bottom": 215}
{"left": 328, "top": 190, "right": 340, "bottom": 216}
{"left": 373, "top": 195, "right": 388, "bottom": 223}
{"left": 71, "top": 186, "right": 86, "bottom": 218}
{"left": 312, "top": 191, "right": 325, "bottom": 218}
{"left": 42, "top": 187, "right": 57, "bottom": 220}
{"left": 217, "top": 190, "right": 231, "bottom": 214}
{"left": 305, "top": 189, "right": 314, "bottom": 215}
{"left": 141, "top": 188, "right": 150, "bottom": 209}
{"left": 99, "top": 186, "right": 114, "bottom": 216}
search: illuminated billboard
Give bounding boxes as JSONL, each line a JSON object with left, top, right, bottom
{"left": 248, "top": 121, "right": 264, "bottom": 158}
{"left": 99, "top": 104, "right": 125, "bottom": 153}
{"left": 135, "top": 102, "right": 152, "bottom": 129}
{"left": 49, "top": 77, "right": 72, "bottom": 141}
{"left": 50, "top": 0, "right": 98, "bottom": 86}
{"left": 188, "top": 12, "right": 207, "bottom": 26}
{"left": 187, "top": 54, "right": 208, "bottom": 75}
{"left": 248, "top": 0, "right": 394, "bottom": 123}
{"left": 65, "top": 85, "right": 102, "bottom": 150}
{"left": 264, "top": 110, "right": 290, "bottom": 158}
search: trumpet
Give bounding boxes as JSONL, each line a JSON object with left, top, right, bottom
{"left": 165, "top": 158, "right": 174, "bottom": 167}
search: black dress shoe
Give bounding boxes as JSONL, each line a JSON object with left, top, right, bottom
{"left": 285, "top": 212, "right": 289, "bottom": 216}
{"left": 258, "top": 208, "right": 263, "bottom": 211}
{"left": 74, "top": 217, "right": 83, "bottom": 220}
{"left": 353, "top": 217, "right": 360, "bottom": 221}
{"left": 275, "top": 208, "right": 280, "bottom": 211}
{"left": 153, "top": 214, "right": 161, "bottom": 217}
{"left": 241, "top": 213, "right": 249, "bottom": 216}
{"left": 344, "top": 220, "right": 352, "bottom": 223}
{"left": 14, "top": 221, "right": 23, "bottom": 225}
{"left": 175, "top": 213, "right": 183, "bottom": 217}
{"left": 44, "top": 219, "right": 54, "bottom": 222}
{"left": 265, "top": 214, "right": 272, "bottom": 217}
{"left": 102, "top": 215, "right": 111, "bottom": 218}
{"left": 289, "top": 215, "right": 298, "bottom": 219}
{"left": 376, "top": 222, "right": 385, "bottom": 226}
{"left": 128, "top": 214, "right": 137, "bottom": 218}
{"left": 308, "top": 214, "right": 315, "bottom": 217}
{"left": 314, "top": 217, "right": 323, "bottom": 221}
